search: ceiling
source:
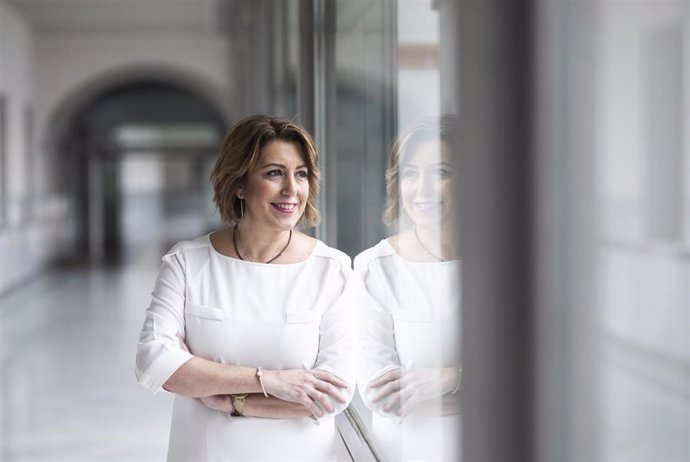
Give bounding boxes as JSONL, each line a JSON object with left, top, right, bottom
{"left": 7, "top": 0, "right": 228, "bottom": 33}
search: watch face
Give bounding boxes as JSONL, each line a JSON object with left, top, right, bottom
{"left": 231, "top": 394, "right": 248, "bottom": 416}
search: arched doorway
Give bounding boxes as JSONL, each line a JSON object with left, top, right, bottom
{"left": 54, "top": 78, "right": 227, "bottom": 264}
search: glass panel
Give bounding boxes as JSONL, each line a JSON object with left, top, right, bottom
{"left": 0, "top": 95, "right": 5, "bottom": 228}
{"left": 333, "top": 0, "right": 461, "bottom": 459}
{"left": 534, "top": 1, "right": 690, "bottom": 460}
{"left": 595, "top": 2, "right": 690, "bottom": 459}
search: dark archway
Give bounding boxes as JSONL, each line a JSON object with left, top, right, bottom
{"left": 57, "top": 79, "right": 227, "bottom": 264}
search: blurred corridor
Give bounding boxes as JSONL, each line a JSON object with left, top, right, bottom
{"left": 1, "top": 245, "right": 172, "bottom": 460}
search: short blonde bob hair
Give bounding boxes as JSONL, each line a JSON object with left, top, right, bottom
{"left": 383, "top": 115, "right": 459, "bottom": 225}
{"left": 210, "top": 115, "right": 321, "bottom": 226}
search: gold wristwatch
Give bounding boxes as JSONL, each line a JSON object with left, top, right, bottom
{"left": 230, "top": 394, "right": 248, "bottom": 416}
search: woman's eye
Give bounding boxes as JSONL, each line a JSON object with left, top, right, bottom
{"left": 402, "top": 169, "right": 418, "bottom": 180}
{"left": 296, "top": 170, "right": 308, "bottom": 179}
{"left": 434, "top": 168, "right": 450, "bottom": 178}
{"left": 266, "top": 170, "right": 282, "bottom": 177}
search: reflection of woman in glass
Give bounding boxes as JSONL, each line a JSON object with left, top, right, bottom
{"left": 355, "top": 116, "right": 462, "bottom": 461}
{"left": 135, "top": 115, "right": 354, "bottom": 461}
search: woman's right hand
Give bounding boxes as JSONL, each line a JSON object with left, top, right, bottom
{"left": 260, "top": 369, "right": 349, "bottom": 418}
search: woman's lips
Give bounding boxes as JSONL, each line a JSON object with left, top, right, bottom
{"left": 413, "top": 201, "right": 443, "bottom": 212}
{"left": 272, "top": 203, "right": 298, "bottom": 214}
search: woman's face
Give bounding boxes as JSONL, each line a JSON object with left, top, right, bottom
{"left": 400, "top": 140, "right": 456, "bottom": 230}
{"left": 238, "top": 140, "right": 310, "bottom": 231}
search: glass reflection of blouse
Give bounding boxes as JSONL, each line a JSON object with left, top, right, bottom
{"left": 354, "top": 116, "right": 462, "bottom": 461}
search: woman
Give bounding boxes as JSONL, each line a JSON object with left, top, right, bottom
{"left": 135, "top": 115, "right": 355, "bottom": 461}
{"left": 354, "top": 116, "right": 462, "bottom": 461}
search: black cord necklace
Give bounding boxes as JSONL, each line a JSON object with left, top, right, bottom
{"left": 413, "top": 227, "right": 444, "bottom": 262}
{"left": 233, "top": 225, "right": 292, "bottom": 264}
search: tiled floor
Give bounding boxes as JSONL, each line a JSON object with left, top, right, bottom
{"left": 0, "top": 249, "right": 174, "bottom": 461}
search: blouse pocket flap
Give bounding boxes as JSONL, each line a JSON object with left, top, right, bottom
{"left": 391, "top": 308, "right": 431, "bottom": 322}
{"left": 286, "top": 311, "right": 321, "bottom": 323}
{"left": 185, "top": 301, "right": 225, "bottom": 321}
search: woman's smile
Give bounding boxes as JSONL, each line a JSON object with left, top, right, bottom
{"left": 412, "top": 201, "right": 443, "bottom": 213}
{"left": 272, "top": 202, "right": 299, "bottom": 213}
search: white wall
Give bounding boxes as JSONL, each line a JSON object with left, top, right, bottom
{"left": 597, "top": 1, "right": 687, "bottom": 244}
{"left": 595, "top": 2, "right": 690, "bottom": 460}
{"left": 0, "top": 4, "right": 234, "bottom": 295}
{"left": 0, "top": 1, "right": 70, "bottom": 295}
{"left": 34, "top": 30, "right": 232, "bottom": 135}
{"left": 0, "top": 0, "right": 33, "bottom": 225}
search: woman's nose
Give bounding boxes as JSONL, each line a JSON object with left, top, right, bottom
{"left": 281, "top": 174, "right": 297, "bottom": 195}
{"left": 417, "top": 173, "right": 437, "bottom": 197}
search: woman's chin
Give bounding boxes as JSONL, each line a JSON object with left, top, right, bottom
{"left": 269, "top": 215, "right": 302, "bottom": 231}
{"left": 410, "top": 215, "right": 455, "bottom": 233}
{"left": 409, "top": 214, "right": 442, "bottom": 230}
{"left": 242, "top": 212, "right": 303, "bottom": 231}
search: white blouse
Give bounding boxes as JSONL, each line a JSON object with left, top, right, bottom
{"left": 354, "top": 239, "right": 462, "bottom": 461}
{"left": 135, "top": 233, "right": 355, "bottom": 461}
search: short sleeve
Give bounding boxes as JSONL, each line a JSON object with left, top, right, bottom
{"left": 135, "top": 252, "right": 194, "bottom": 394}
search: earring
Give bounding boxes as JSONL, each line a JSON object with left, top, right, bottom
{"left": 240, "top": 199, "right": 244, "bottom": 219}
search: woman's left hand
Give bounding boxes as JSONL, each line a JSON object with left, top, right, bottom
{"left": 367, "top": 367, "right": 460, "bottom": 417}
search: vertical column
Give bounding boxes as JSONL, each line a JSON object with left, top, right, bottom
{"left": 0, "top": 95, "right": 5, "bottom": 228}
{"left": 435, "top": 0, "right": 459, "bottom": 116}
{"left": 102, "top": 146, "right": 121, "bottom": 264}
{"left": 298, "top": 0, "right": 336, "bottom": 244}
{"left": 532, "top": 2, "right": 600, "bottom": 460}
{"left": 458, "top": 1, "right": 535, "bottom": 460}
{"left": 681, "top": 2, "right": 690, "bottom": 248}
